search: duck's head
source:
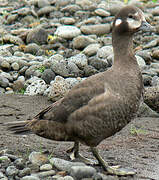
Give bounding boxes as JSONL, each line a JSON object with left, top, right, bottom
{"left": 113, "top": 5, "right": 153, "bottom": 35}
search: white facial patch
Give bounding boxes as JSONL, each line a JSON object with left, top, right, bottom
{"left": 115, "top": 19, "right": 122, "bottom": 26}
{"left": 127, "top": 18, "right": 141, "bottom": 29}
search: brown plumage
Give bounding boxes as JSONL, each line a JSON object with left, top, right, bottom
{"left": 7, "top": 6, "right": 153, "bottom": 175}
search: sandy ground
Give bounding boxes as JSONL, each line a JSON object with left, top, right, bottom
{"left": 0, "top": 94, "right": 159, "bottom": 180}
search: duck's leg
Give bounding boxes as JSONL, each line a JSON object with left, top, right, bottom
{"left": 67, "top": 142, "right": 97, "bottom": 165}
{"left": 91, "top": 147, "right": 136, "bottom": 176}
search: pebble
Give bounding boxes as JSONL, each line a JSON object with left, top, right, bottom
{"left": 80, "top": 24, "right": 111, "bottom": 36}
{"left": 28, "top": 152, "right": 48, "bottom": 166}
{"left": 49, "top": 158, "right": 85, "bottom": 171}
{"left": 83, "top": 43, "right": 101, "bottom": 56}
{"left": 55, "top": 26, "right": 81, "bottom": 39}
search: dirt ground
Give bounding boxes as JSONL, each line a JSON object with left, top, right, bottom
{"left": 0, "top": 94, "right": 159, "bottom": 180}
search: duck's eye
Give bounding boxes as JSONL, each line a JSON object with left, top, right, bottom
{"left": 128, "top": 14, "right": 133, "bottom": 18}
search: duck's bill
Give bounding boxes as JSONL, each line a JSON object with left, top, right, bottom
{"left": 139, "top": 21, "right": 155, "bottom": 32}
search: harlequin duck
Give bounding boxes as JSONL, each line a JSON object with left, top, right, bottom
{"left": 7, "top": 5, "right": 153, "bottom": 175}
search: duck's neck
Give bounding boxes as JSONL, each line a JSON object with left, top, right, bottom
{"left": 112, "top": 32, "right": 136, "bottom": 67}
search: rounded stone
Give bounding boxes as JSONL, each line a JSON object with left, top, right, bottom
{"left": 41, "top": 69, "right": 56, "bottom": 84}
{"left": 29, "top": 152, "right": 48, "bottom": 166}
{"left": 0, "top": 75, "right": 9, "bottom": 88}
{"left": 11, "top": 62, "right": 20, "bottom": 71}
{"left": 55, "top": 25, "right": 81, "bottom": 39}
{"left": 1, "top": 60, "right": 10, "bottom": 70}
{"left": 83, "top": 43, "right": 101, "bottom": 56}
{"left": 40, "top": 164, "right": 52, "bottom": 171}
{"left": 26, "top": 28, "right": 48, "bottom": 45}
{"left": 24, "top": 43, "right": 40, "bottom": 55}
{"left": 6, "top": 165, "right": 19, "bottom": 176}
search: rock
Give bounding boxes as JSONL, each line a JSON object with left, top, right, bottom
{"left": 81, "top": 24, "right": 111, "bottom": 36}
{"left": 26, "top": 28, "right": 48, "bottom": 45}
{"left": 142, "top": 74, "right": 152, "bottom": 86}
{"left": 40, "top": 164, "right": 52, "bottom": 171}
{"left": 24, "top": 43, "right": 40, "bottom": 55}
{"left": 3, "top": 34, "right": 24, "bottom": 45}
{"left": 135, "top": 55, "right": 146, "bottom": 69}
{"left": 6, "top": 165, "right": 19, "bottom": 176}
{"left": 93, "top": 173, "right": 119, "bottom": 180}
{"left": 0, "top": 172, "right": 7, "bottom": 179}
{"left": 33, "top": 170, "right": 56, "bottom": 178}
{"left": 14, "top": 158, "right": 25, "bottom": 170}
{"left": 6, "top": 14, "right": 18, "bottom": 24}
{"left": 41, "top": 69, "right": 56, "bottom": 84}
{"left": 151, "top": 76, "right": 159, "bottom": 86}
{"left": 38, "top": 6, "right": 56, "bottom": 16}
{"left": 0, "top": 155, "right": 10, "bottom": 162}
{"left": 137, "top": 102, "right": 159, "bottom": 117}
{"left": 97, "top": 46, "right": 113, "bottom": 59}
{"left": 89, "top": 57, "right": 108, "bottom": 70}
{"left": 83, "top": 65, "right": 98, "bottom": 76}
{"left": 49, "top": 158, "right": 85, "bottom": 171}
{"left": 21, "top": 176, "right": 40, "bottom": 180}
{"left": 55, "top": 26, "right": 81, "bottom": 39}
{"left": 25, "top": 78, "right": 48, "bottom": 96}
{"left": 48, "top": 76, "right": 70, "bottom": 101}
{"left": 83, "top": 43, "right": 101, "bottom": 56}
{"left": 67, "top": 61, "right": 81, "bottom": 77}
{"left": 0, "top": 60, "right": 10, "bottom": 71}
{"left": 73, "top": 35, "right": 96, "bottom": 49}
{"left": 61, "top": 4, "right": 81, "bottom": 13}
{"left": 60, "top": 17, "right": 76, "bottom": 25}
{"left": 11, "top": 62, "right": 20, "bottom": 71}
{"left": 28, "top": 152, "right": 48, "bottom": 166}
{"left": 51, "top": 61, "right": 70, "bottom": 77}
{"left": 0, "top": 75, "right": 9, "bottom": 88}
{"left": 70, "top": 166, "right": 96, "bottom": 179}
{"left": 65, "top": 77, "right": 84, "bottom": 88}
{"left": 97, "top": 0, "right": 125, "bottom": 15}
{"left": 18, "top": 168, "right": 31, "bottom": 177}
{"left": 37, "top": 0, "right": 50, "bottom": 8}
{"left": 152, "top": 49, "right": 159, "bottom": 59}
{"left": 0, "top": 87, "right": 5, "bottom": 94}
{"left": 151, "top": 7, "right": 159, "bottom": 16}
{"left": 136, "top": 50, "right": 152, "bottom": 64}
{"left": 68, "top": 54, "right": 88, "bottom": 69}
{"left": 144, "top": 86, "right": 159, "bottom": 113}
{"left": 95, "top": 8, "right": 110, "bottom": 17}
{"left": 0, "top": 72, "right": 13, "bottom": 81}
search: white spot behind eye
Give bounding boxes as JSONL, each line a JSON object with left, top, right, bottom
{"left": 127, "top": 18, "right": 141, "bottom": 29}
{"left": 115, "top": 19, "right": 122, "bottom": 26}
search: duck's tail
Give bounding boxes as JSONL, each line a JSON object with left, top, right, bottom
{"left": 4, "top": 121, "right": 31, "bottom": 135}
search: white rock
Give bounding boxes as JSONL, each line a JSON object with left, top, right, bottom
{"left": 55, "top": 25, "right": 81, "bottom": 39}
{"left": 136, "top": 55, "right": 146, "bottom": 69}
{"left": 25, "top": 78, "right": 48, "bottom": 96}
{"left": 68, "top": 54, "right": 88, "bottom": 68}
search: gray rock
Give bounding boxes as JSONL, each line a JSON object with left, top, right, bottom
{"left": 97, "top": 46, "right": 113, "bottom": 59}
{"left": 67, "top": 61, "right": 81, "bottom": 77}
{"left": 151, "top": 76, "right": 159, "bottom": 86}
{"left": 18, "top": 168, "right": 31, "bottom": 177}
{"left": 81, "top": 24, "right": 111, "bottom": 36}
{"left": 65, "top": 77, "right": 84, "bottom": 88}
{"left": 60, "top": 17, "right": 76, "bottom": 25}
{"left": 37, "top": 6, "right": 56, "bottom": 16}
{"left": 48, "top": 76, "right": 70, "bottom": 101}
{"left": 24, "top": 43, "right": 40, "bottom": 55}
{"left": 61, "top": 4, "right": 81, "bottom": 13}
{"left": 136, "top": 50, "right": 152, "bottom": 64}
{"left": 33, "top": 170, "right": 56, "bottom": 178}
{"left": 41, "top": 69, "right": 56, "bottom": 84}
{"left": 37, "top": 0, "right": 50, "bottom": 8}
{"left": 70, "top": 166, "right": 96, "bottom": 179}
{"left": 6, "top": 165, "right": 19, "bottom": 176}
{"left": 40, "top": 163, "right": 52, "bottom": 171}
{"left": 73, "top": 35, "right": 96, "bottom": 49}
{"left": 14, "top": 158, "right": 25, "bottom": 170}
{"left": 6, "top": 14, "right": 18, "bottom": 24}
{"left": 152, "top": 49, "right": 159, "bottom": 60}
{"left": 142, "top": 74, "right": 152, "bottom": 86}
{"left": 137, "top": 102, "right": 159, "bottom": 118}
{"left": 143, "top": 39, "right": 159, "bottom": 49}
{"left": 26, "top": 28, "right": 48, "bottom": 45}
{"left": 51, "top": 61, "right": 70, "bottom": 77}
{"left": 0, "top": 75, "right": 9, "bottom": 88}
{"left": 0, "top": 60, "right": 10, "bottom": 71}
{"left": 95, "top": 8, "right": 110, "bottom": 17}
{"left": 0, "top": 87, "right": 5, "bottom": 94}
{"left": 11, "top": 62, "right": 20, "bottom": 71}
{"left": 21, "top": 176, "right": 40, "bottom": 180}
{"left": 68, "top": 54, "right": 88, "bottom": 69}
{"left": 3, "top": 34, "right": 24, "bottom": 45}
{"left": 136, "top": 55, "right": 146, "bottom": 69}
{"left": 0, "top": 172, "right": 7, "bottom": 179}
{"left": 63, "top": 176, "right": 74, "bottom": 180}
{"left": 151, "top": 7, "right": 159, "bottom": 16}
{"left": 55, "top": 26, "right": 81, "bottom": 39}
{"left": 49, "top": 158, "right": 85, "bottom": 171}
{"left": 83, "top": 43, "right": 101, "bottom": 56}
{"left": 25, "top": 65, "right": 40, "bottom": 79}
{"left": 0, "top": 72, "right": 13, "bottom": 81}
{"left": 93, "top": 172, "right": 119, "bottom": 180}
{"left": 0, "top": 155, "right": 10, "bottom": 162}
{"left": 83, "top": 65, "right": 98, "bottom": 76}
{"left": 97, "top": 0, "right": 125, "bottom": 15}
{"left": 25, "top": 78, "right": 48, "bottom": 96}
{"left": 28, "top": 152, "right": 48, "bottom": 166}
{"left": 89, "top": 57, "right": 108, "bottom": 70}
